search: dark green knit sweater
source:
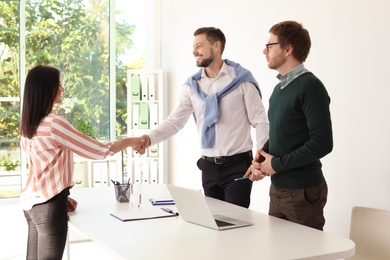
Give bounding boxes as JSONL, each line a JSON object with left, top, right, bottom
{"left": 263, "top": 72, "right": 333, "bottom": 189}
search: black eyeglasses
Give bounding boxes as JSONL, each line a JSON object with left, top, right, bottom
{"left": 265, "top": 42, "right": 279, "bottom": 52}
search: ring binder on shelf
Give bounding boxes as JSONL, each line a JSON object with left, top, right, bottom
{"left": 126, "top": 69, "right": 166, "bottom": 186}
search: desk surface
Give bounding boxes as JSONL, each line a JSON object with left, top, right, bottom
{"left": 69, "top": 185, "right": 355, "bottom": 260}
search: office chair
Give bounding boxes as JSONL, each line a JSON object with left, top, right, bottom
{"left": 347, "top": 206, "right": 390, "bottom": 260}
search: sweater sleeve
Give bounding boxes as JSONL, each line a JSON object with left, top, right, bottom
{"left": 262, "top": 140, "right": 270, "bottom": 153}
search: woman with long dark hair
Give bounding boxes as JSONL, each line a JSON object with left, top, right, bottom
{"left": 20, "top": 65, "right": 142, "bottom": 259}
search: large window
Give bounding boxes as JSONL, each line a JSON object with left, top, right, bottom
{"left": 0, "top": 0, "right": 21, "bottom": 197}
{"left": 0, "top": 0, "right": 146, "bottom": 197}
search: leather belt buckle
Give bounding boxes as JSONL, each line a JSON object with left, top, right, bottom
{"left": 214, "top": 156, "right": 224, "bottom": 164}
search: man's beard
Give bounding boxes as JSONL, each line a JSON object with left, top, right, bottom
{"left": 268, "top": 53, "right": 287, "bottom": 70}
{"left": 197, "top": 49, "right": 214, "bottom": 67}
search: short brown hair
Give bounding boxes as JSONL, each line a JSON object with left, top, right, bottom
{"left": 194, "top": 27, "right": 226, "bottom": 55}
{"left": 269, "top": 21, "right": 311, "bottom": 62}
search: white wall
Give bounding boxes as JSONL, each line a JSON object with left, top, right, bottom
{"left": 159, "top": 0, "right": 390, "bottom": 237}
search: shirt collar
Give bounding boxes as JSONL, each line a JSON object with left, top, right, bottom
{"left": 277, "top": 63, "right": 308, "bottom": 89}
{"left": 201, "top": 61, "right": 228, "bottom": 79}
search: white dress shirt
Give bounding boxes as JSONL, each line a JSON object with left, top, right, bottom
{"left": 148, "top": 62, "right": 269, "bottom": 157}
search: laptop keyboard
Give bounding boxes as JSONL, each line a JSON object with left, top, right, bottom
{"left": 215, "top": 219, "right": 235, "bottom": 227}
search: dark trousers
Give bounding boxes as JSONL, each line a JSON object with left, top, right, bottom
{"left": 24, "top": 188, "right": 70, "bottom": 260}
{"left": 197, "top": 155, "right": 253, "bottom": 208}
{"left": 268, "top": 181, "right": 328, "bottom": 230}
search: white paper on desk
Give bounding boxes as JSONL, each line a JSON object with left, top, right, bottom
{"left": 110, "top": 209, "right": 178, "bottom": 222}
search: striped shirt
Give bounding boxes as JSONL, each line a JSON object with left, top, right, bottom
{"left": 20, "top": 113, "right": 113, "bottom": 210}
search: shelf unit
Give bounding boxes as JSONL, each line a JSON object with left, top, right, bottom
{"left": 73, "top": 153, "right": 122, "bottom": 188}
{"left": 123, "top": 69, "right": 167, "bottom": 185}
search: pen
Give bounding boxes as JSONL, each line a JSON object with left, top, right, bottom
{"left": 151, "top": 199, "right": 174, "bottom": 203}
{"left": 111, "top": 179, "right": 121, "bottom": 185}
{"left": 161, "top": 208, "right": 179, "bottom": 215}
{"left": 234, "top": 176, "right": 250, "bottom": 181}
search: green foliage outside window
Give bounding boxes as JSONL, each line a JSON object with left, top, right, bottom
{"left": 0, "top": 154, "right": 19, "bottom": 171}
{"left": 0, "top": 0, "right": 143, "bottom": 144}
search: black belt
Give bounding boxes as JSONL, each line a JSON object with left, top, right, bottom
{"left": 201, "top": 151, "right": 252, "bottom": 165}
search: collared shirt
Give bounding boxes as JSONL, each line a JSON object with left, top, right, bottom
{"left": 148, "top": 61, "right": 269, "bottom": 157}
{"left": 20, "top": 113, "right": 113, "bottom": 210}
{"left": 277, "top": 63, "right": 309, "bottom": 89}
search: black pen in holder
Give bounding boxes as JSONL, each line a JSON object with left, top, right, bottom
{"left": 114, "top": 183, "right": 131, "bottom": 203}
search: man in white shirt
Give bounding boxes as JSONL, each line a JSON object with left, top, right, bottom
{"left": 136, "top": 27, "right": 268, "bottom": 208}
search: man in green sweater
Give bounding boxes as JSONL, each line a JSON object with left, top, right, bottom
{"left": 245, "top": 21, "right": 333, "bottom": 230}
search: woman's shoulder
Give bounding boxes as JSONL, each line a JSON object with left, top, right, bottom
{"left": 46, "top": 113, "right": 68, "bottom": 122}
{"left": 44, "top": 113, "right": 73, "bottom": 129}
{"left": 43, "top": 113, "right": 60, "bottom": 121}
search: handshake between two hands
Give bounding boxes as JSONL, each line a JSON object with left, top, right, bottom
{"left": 131, "top": 134, "right": 151, "bottom": 155}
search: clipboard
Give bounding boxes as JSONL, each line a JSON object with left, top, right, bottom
{"left": 110, "top": 208, "right": 178, "bottom": 222}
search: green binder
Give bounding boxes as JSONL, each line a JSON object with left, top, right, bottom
{"left": 139, "top": 103, "right": 150, "bottom": 129}
{"left": 131, "top": 74, "right": 141, "bottom": 101}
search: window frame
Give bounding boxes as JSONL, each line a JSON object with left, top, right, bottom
{"left": 0, "top": 0, "right": 161, "bottom": 193}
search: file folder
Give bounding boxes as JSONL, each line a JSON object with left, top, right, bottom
{"left": 141, "top": 161, "right": 150, "bottom": 184}
{"left": 132, "top": 103, "right": 140, "bottom": 129}
{"left": 150, "top": 160, "right": 158, "bottom": 184}
{"left": 140, "top": 74, "right": 149, "bottom": 101}
{"left": 148, "top": 74, "right": 156, "bottom": 100}
{"left": 148, "top": 144, "right": 159, "bottom": 157}
{"left": 73, "top": 161, "right": 88, "bottom": 188}
{"left": 139, "top": 103, "right": 150, "bottom": 129}
{"left": 131, "top": 74, "right": 141, "bottom": 101}
{"left": 134, "top": 161, "right": 142, "bottom": 184}
{"left": 149, "top": 103, "right": 159, "bottom": 129}
{"left": 108, "top": 160, "right": 118, "bottom": 183}
{"left": 92, "top": 161, "right": 108, "bottom": 187}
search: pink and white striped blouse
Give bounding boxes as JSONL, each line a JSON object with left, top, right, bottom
{"left": 20, "top": 113, "right": 113, "bottom": 210}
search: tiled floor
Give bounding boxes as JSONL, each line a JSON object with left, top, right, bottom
{"left": 0, "top": 198, "right": 116, "bottom": 260}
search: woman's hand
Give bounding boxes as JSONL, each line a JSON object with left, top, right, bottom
{"left": 67, "top": 197, "right": 78, "bottom": 212}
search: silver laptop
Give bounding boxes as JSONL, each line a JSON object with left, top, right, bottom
{"left": 166, "top": 184, "right": 253, "bottom": 230}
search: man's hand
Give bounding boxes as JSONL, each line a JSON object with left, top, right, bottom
{"left": 243, "top": 149, "right": 276, "bottom": 181}
{"left": 243, "top": 150, "right": 266, "bottom": 181}
{"left": 254, "top": 149, "right": 276, "bottom": 176}
{"left": 133, "top": 134, "right": 151, "bottom": 155}
{"left": 244, "top": 164, "right": 266, "bottom": 181}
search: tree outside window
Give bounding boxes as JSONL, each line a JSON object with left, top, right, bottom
{"left": 0, "top": 0, "right": 145, "bottom": 197}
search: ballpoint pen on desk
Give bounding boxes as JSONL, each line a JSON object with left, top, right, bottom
{"left": 161, "top": 208, "right": 179, "bottom": 216}
{"left": 149, "top": 199, "right": 175, "bottom": 206}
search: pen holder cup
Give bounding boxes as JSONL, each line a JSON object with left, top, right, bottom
{"left": 114, "top": 184, "right": 131, "bottom": 203}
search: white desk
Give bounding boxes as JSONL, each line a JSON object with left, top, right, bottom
{"left": 68, "top": 185, "right": 355, "bottom": 260}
